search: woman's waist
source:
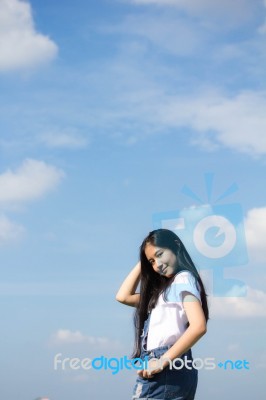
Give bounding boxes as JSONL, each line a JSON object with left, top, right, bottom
{"left": 145, "top": 330, "right": 186, "bottom": 350}
{"left": 140, "top": 344, "right": 192, "bottom": 360}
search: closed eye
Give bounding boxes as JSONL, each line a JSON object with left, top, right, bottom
{"left": 149, "top": 251, "right": 163, "bottom": 264}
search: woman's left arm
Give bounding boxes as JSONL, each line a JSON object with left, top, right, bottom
{"left": 138, "top": 294, "right": 207, "bottom": 378}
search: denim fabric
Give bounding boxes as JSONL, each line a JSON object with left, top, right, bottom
{"left": 132, "top": 315, "right": 198, "bottom": 400}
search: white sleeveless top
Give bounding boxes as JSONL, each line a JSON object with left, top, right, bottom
{"left": 146, "top": 271, "right": 202, "bottom": 350}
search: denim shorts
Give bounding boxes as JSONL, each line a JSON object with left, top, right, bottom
{"left": 131, "top": 345, "right": 198, "bottom": 400}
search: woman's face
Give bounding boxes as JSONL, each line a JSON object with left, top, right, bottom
{"left": 145, "top": 243, "right": 178, "bottom": 278}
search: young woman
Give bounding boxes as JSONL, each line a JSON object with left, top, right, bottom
{"left": 116, "top": 228, "right": 209, "bottom": 400}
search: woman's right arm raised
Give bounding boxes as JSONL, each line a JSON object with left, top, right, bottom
{"left": 115, "top": 261, "right": 141, "bottom": 307}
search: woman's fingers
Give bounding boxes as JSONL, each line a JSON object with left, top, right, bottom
{"left": 137, "top": 369, "right": 154, "bottom": 379}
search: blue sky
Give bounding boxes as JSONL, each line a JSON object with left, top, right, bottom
{"left": 0, "top": 0, "right": 266, "bottom": 399}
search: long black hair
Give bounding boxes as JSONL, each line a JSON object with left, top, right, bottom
{"left": 131, "top": 228, "right": 209, "bottom": 359}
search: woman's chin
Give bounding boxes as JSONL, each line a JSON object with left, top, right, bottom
{"left": 166, "top": 273, "right": 175, "bottom": 278}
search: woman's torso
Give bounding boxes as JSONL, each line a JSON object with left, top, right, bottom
{"left": 146, "top": 271, "right": 202, "bottom": 350}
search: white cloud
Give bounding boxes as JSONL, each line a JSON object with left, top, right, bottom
{"left": 0, "top": 278, "right": 117, "bottom": 295}
{"left": 108, "top": 13, "right": 205, "bottom": 56}
{"left": 129, "top": 0, "right": 177, "bottom": 4}
{"left": 155, "top": 90, "right": 266, "bottom": 157}
{"left": 98, "top": 86, "right": 266, "bottom": 156}
{"left": 0, "top": 158, "right": 64, "bottom": 204}
{"left": 209, "top": 285, "right": 266, "bottom": 318}
{"left": 53, "top": 329, "right": 108, "bottom": 344}
{"left": 0, "top": 0, "right": 57, "bottom": 71}
{"left": 128, "top": 0, "right": 259, "bottom": 26}
{"left": 71, "top": 374, "right": 90, "bottom": 382}
{"left": 244, "top": 207, "right": 266, "bottom": 263}
{"left": 81, "top": 47, "right": 266, "bottom": 156}
{"left": 105, "top": 87, "right": 266, "bottom": 156}
{"left": 227, "top": 343, "right": 240, "bottom": 352}
{"left": 196, "top": 94, "right": 266, "bottom": 155}
{"left": 255, "top": 351, "right": 266, "bottom": 370}
{"left": 0, "top": 214, "right": 25, "bottom": 245}
{"left": 258, "top": 23, "right": 266, "bottom": 34}
{"left": 40, "top": 131, "right": 89, "bottom": 149}
{"left": 50, "top": 329, "right": 122, "bottom": 349}
{"left": 258, "top": 0, "right": 266, "bottom": 33}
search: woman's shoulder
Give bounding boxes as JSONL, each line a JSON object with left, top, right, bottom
{"left": 173, "top": 270, "right": 197, "bottom": 284}
{"left": 165, "top": 269, "right": 202, "bottom": 303}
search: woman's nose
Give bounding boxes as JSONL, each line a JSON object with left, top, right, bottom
{"left": 154, "top": 259, "right": 163, "bottom": 271}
